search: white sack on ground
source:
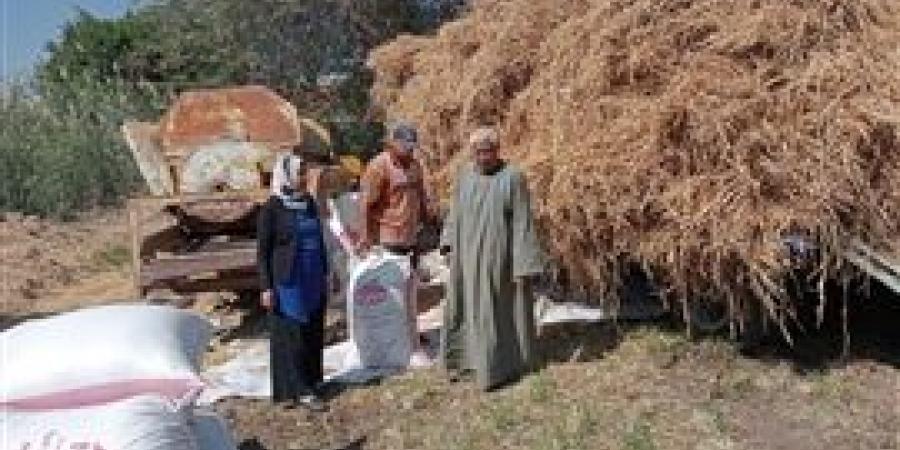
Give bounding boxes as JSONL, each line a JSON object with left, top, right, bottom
{"left": 347, "top": 250, "right": 413, "bottom": 370}
{"left": 0, "top": 304, "right": 212, "bottom": 406}
{"left": 1, "top": 395, "right": 199, "bottom": 450}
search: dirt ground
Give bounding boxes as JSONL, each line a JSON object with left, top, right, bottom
{"left": 3, "top": 209, "right": 898, "bottom": 450}
{"left": 212, "top": 322, "right": 899, "bottom": 450}
{"left": 0, "top": 210, "right": 133, "bottom": 326}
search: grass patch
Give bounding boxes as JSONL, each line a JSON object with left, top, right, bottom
{"left": 533, "top": 404, "right": 595, "bottom": 450}
{"left": 633, "top": 327, "right": 689, "bottom": 356}
{"left": 486, "top": 401, "right": 520, "bottom": 433}
{"left": 807, "top": 371, "right": 854, "bottom": 403}
{"left": 722, "top": 371, "right": 757, "bottom": 400}
{"left": 93, "top": 243, "right": 131, "bottom": 269}
{"left": 529, "top": 370, "right": 558, "bottom": 402}
{"left": 622, "top": 416, "right": 658, "bottom": 450}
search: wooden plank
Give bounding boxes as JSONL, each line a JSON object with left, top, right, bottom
{"left": 849, "top": 239, "right": 900, "bottom": 271}
{"left": 140, "top": 226, "right": 186, "bottom": 257}
{"left": 144, "top": 274, "right": 260, "bottom": 294}
{"left": 845, "top": 240, "right": 900, "bottom": 295}
{"left": 131, "top": 190, "right": 269, "bottom": 208}
{"left": 128, "top": 200, "right": 144, "bottom": 298}
{"left": 141, "top": 248, "right": 257, "bottom": 285}
{"left": 155, "top": 241, "right": 256, "bottom": 260}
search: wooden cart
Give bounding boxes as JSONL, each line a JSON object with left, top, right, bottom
{"left": 123, "top": 86, "right": 359, "bottom": 302}
{"left": 127, "top": 190, "right": 269, "bottom": 299}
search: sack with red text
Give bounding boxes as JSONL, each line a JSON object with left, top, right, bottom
{"left": 347, "top": 250, "right": 412, "bottom": 370}
{"left": 0, "top": 304, "right": 211, "bottom": 409}
{"left": 2, "top": 395, "right": 198, "bottom": 450}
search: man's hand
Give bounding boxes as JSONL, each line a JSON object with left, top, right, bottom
{"left": 515, "top": 275, "right": 534, "bottom": 290}
{"left": 356, "top": 238, "right": 372, "bottom": 258}
{"left": 260, "top": 290, "right": 275, "bottom": 311}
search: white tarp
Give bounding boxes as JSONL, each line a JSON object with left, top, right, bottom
{"left": 197, "top": 248, "right": 638, "bottom": 404}
{"left": 197, "top": 339, "right": 270, "bottom": 405}
{"left": 197, "top": 300, "right": 617, "bottom": 404}
{"left": 198, "top": 307, "right": 443, "bottom": 405}
{"left": 0, "top": 304, "right": 212, "bottom": 407}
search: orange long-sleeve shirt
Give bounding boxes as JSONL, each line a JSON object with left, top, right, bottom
{"left": 360, "top": 152, "right": 430, "bottom": 247}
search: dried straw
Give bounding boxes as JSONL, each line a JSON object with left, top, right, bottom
{"left": 370, "top": 0, "right": 900, "bottom": 337}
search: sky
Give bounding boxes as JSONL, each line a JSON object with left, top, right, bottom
{"left": 1, "top": 0, "right": 134, "bottom": 80}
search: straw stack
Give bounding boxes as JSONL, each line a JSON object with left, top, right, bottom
{"left": 371, "top": 0, "right": 900, "bottom": 337}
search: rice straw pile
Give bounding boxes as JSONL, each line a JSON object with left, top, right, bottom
{"left": 370, "top": 0, "right": 900, "bottom": 337}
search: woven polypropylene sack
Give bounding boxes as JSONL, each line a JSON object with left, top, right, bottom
{"left": 0, "top": 304, "right": 212, "bottom": 407}
{"left": 2, "top": 395, "right": 199, "bottom": 450}
{"left": 347, "top": 251, "right": 412, "bottom": 369}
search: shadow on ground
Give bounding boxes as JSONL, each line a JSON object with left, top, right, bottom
{"left": 532, "top": 270, "right": 900, "bottom": 376}
{"left": 739, "top": 278, "right": 900, "bottom": 373}
{"left": 538, "top": 321, "right": 622, "bottom": 366}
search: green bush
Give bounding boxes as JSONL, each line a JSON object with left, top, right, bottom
{"left": 1, "top": 0, "right": 454, "bottom": 218}
{"left": 0, "top": 81, "right": 147, "bottom": 218}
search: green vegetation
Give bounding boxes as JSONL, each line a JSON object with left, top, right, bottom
{"left": 93, "top": 243, "right": 132, "bottom": 269}
{"left": 622, "top": 416, "right": 658, "bottom": 450}
{"left": 1, "top": 0, "right": 461, "bottom": 218}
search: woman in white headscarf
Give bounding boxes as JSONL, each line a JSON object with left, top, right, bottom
{"left": 257, "top": 153, "right": 329, "bottom": 412}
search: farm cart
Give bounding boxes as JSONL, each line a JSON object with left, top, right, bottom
{"left": 122, "top": 85, "right": 354, "bottom": 301}
{"left": 127, "top": 191, "right": 267, "bottom": 300}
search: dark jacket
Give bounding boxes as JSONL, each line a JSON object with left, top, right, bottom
{"left": 257, "top": 195, "right": 329, "bottom": 291}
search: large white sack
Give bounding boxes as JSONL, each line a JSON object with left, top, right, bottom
{"left": 347, "top": 251, "right": 412, "bottom": 369}
{"left": 1, "top": 395, "right": 199, "bottom": 450}
{"left": 0, "top": 304, "right": 212, "bottom": 405}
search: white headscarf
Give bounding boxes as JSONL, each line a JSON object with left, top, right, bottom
{"left": 468, "top": 127, "right": 499, "bottom": 150}
{"left": 271, "top": 152, "right": 309, "bottom": 209}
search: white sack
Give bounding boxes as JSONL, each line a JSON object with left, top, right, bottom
{"left": 1, "top": 395, "right": 199, "bottom": 450}
{"left": 0, "top": 304, "right": 212, "bottom": 405}
{"left": 347, "top": 250, "right": 412, "bottom": 370}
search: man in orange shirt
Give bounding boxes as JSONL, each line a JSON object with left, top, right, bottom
{"left": 358, "top": 122, "right": 434, "bottom": 365}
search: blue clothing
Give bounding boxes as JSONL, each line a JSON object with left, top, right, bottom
{"left": 275, "top": 201, "right": 328, "bottom": 323}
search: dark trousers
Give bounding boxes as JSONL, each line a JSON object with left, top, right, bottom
{"left": 269, "top": 307, "right": 325, "bottom": 403}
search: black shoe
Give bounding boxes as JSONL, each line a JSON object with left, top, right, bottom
{"left": 447, "top": 370, "right": 464, "bottom": 383}
{"left": 274, "top": 398, "right": 297, "bottom": 410}
{"left": 295, "top": 394, "right": 328, "bottom": 413}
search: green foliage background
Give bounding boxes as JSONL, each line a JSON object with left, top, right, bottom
{"left": 1, "top": 0, "right": 462, "bottom": 218}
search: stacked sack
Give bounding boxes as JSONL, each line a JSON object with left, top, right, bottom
{"left": 1, "top": 304, "right": 237, "bottom": 450}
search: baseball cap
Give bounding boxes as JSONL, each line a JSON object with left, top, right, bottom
{"left": 390, "top": 122, "right": 418, "bottom": 152}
